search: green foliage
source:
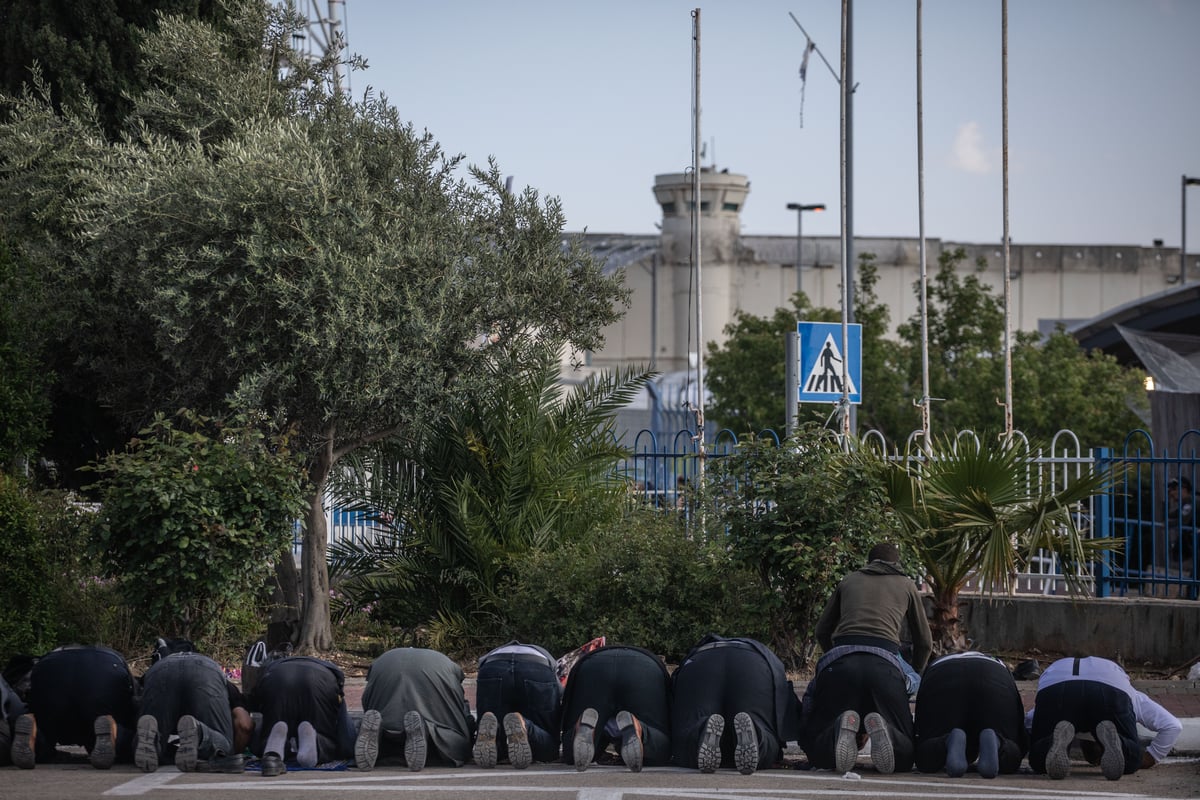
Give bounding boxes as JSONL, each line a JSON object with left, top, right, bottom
{"left": 705, "top": 256, "right": 895, "bottom": 435}
{"left": 0, "top": 473, "right": 59, "bottom": 654}
{"left": 0, "top": 241, "right": 48, "bottom": 467}
{"left": 0, "top": 0, "right": 627, "bottom": 649}
{"left": 880, "top": 435, "right": 1117, "bottom": 651}
{"left": 501, "top": 506, "right": 770, "bottom": 662}
{"left": 705, "top": 246, "right": 1146, "bottom": 449}
{"left": 87, "top": 410, "right": 306, "bottom": 642}
{"left": 707, "top": 425, "right": 900, "bottom": 668}
{"left": 329, "top": 345, "right": 649, "bottom": 640}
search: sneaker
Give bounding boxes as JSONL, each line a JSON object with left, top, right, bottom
{"left": 572, "top": 708, "right": 598, "bottom": 772}
{"left": 834, "top": 710, "right": 860, "bottom": 773}
{"left": 90, "top": 715, "right": 117, "bottom": 769}
{"left": 1046, "top": 720, "right": 1074, "bottom": 780}
{"left": 697, "top": 713, "right": 724, "bottom": 773}
{"left": 733, "top": 712, "right": 758, "bottom": 775}
{"left": 864, "top": 712, "right": 894, "bottom": 774}
{"left": 944, "top": 727, "right": 967, "bottom": 777}
{"left": 197, "top": 752, "right": 245, "bottom": 773}
{"left": 260, "top": 751, "right": 287, "bottom": 777}
{"left": 135, "top": 715, "right": 159, "bottom": 773}
{"left": 504, "top": 712, "right": 532, "bottom": 770}
{"left": 403, "top": 710, "right": 426, "bottom": 772}
{"left": 976, "top": 728, "right": 999, "bottom": 779}
{"left": 355, "top": 709, "right": 382, "bottom": 771}
{"left": 175, "top": 714, "right": 199, "bottom": 772}
{"left": 1095, "top": 720, "right": 1124, "bottom": 781}
{"left": 616, "top": 710, "right": 643, "bottom": 773}
{"left": 11, "top": 714, "right": 36, "bottom": 770}
{"left": 472, "top": 711, "right": 498, "bottom": 769}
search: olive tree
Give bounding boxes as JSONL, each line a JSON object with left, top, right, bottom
{"left": 0, "top": 1, "right": 626, "bottom": 651}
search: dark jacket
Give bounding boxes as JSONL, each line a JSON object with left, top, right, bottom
{"left": 815, "top": 560, "right": 933, "bottom": 671}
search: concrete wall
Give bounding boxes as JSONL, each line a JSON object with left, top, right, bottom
{"left": 961, "top": 594, "right": 1200, "bottom": 667}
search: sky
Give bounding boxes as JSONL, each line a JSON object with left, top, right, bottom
{"left": 327, "top": 0, "right": 1200, "bottom": 247}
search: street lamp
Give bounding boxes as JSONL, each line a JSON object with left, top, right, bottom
{"left": 1183, "top": 175, "right": 1200, "bottom": 285}
{"left": 785, "top": 202, "right": 826, "bottom": 297}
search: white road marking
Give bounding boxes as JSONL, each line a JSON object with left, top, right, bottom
{"left": 103, "top": 772, "right": 180, "bottom": 795}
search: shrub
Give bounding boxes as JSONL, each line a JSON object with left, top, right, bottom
{"left": 500, "top": 506, "right": 770, "bottom": 662}
{"left": 708, "top": 424, "right": 901, "bottom": 669}
{"left": 88, "top": 410, "right": 306, "bottom": 644}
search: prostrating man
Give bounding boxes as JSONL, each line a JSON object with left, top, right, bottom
{"left": 1028, "top": 655, "right": 1181, "bottom": 781}
{"left": 670, "top": 634, "right": 799, "bottom": 775}
{"left": 248, "top": 655, "right": 357, "bottom": 776}
{"left": 559, "top": 644, "right": 671, "bottom": 773}
{"left": 11, "top": 645, "right": 138, "bottom": 769}
{"left": 472, "top": 641, "right": 562, "bottom": 769}
{"left": 135, "top": 641, "right": 253, "bottom": 773}
{"left": 913, "top": 651, "right": 1028, "bottom": 778}
{"left": 355, "top": 647, "right": 474, "bottom": 772}
{"left": 800, "top": 542, "right": 932, "bottom": 774}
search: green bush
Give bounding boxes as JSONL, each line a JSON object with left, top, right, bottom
{"left": 708, "top": 425, "right": 902, "bottom": 669}
{"left": 88, "top": 410, "right": 306, "bottom": 644}
{"left": 0, "top": 472, "right": 59, "bottom": 655}
{"left": 500, "top": 506, "right": 770, "bottom": 662}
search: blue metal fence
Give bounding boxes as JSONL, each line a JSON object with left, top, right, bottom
{"left": 304, "top": 426, "right": 1200, "bottom": 600}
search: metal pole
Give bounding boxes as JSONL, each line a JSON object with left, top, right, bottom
{"left": 692, "top": 9, "right": 706, "bottom": 487}
{"left": 838, "top": 0, "right": 851, "bottom": 441}
{"left": 916, "top": 0, "right": 930, "bottom": 445}
{"left": 1002, "top": 0, "right": 1013, "bottom": 438}
{"left": 786, "top": 332, "right": 799, "bottom": 438}
{"left": 796, "top": 209, "right": 804, "bottom": 297}
{"left": 845, "top": 0, "right": 856, "bottom": 437}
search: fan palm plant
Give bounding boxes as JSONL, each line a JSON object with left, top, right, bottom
{"left": 328, "top": 342, "right": 652, "bottom": 646}
{"left": 881, "top": 436, "right": 1119, "bottom": 653}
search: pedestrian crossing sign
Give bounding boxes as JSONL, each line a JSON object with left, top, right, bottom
{"left": 797, "top": 321, "right": 862, "bottom": 404}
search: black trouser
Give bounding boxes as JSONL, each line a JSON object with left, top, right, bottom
{"left": 139, "top": 653, "right": 235, "bottom": 764}
{"left": 559, "top": 647, "right": 671, "bottom": 767}
{"left": 475, "top": 654, "right": 562, "bottom": 763}
{"left": 251, "top": 658, "right": 355, "bottom": 762}
{"left": 799, "top": 652, "right": 914, "bottom": 772}
{"left": 1029, "top": 680, "right": 1142, "bottom": 776}
{"left": 670, "top": 643, "right": 784, "bottom": 770}
{"left": 27, "top": 647, "right": 137, "bottom": 763}
{"left": 913, "top": 657, "right": 1026, "bottom": 774}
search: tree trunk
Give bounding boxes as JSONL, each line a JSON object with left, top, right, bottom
{"left": 930, "top": 586, "right": 969, "bottom": 653}
{"left": 296, "top": 437, "right": 335, "bottom": 653}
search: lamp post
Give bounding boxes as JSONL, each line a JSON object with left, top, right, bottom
{"left": 1183, "top": 175, "right": 1200, "bottom": 285}
{"left": 786, "top": 202, "right": 826, "bottom": 298}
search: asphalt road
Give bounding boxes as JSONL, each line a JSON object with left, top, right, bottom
{"left": 5, "top": 757, "right": 1198, "bottom": 800}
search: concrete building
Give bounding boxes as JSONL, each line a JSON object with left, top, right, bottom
{"left": 579, "top": 167, "right": 1197, "bottom": 378}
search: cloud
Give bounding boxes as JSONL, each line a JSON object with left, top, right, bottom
{"left": 950, "top": 121, "right": 993, "bottom": 174}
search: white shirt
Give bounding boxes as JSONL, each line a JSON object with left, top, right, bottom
{"left": 1032, "top": 657, "right": 1182, "bottom": 763}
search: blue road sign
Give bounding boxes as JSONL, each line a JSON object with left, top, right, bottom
{"left": 797, "top": 321, "right": 862, "bottom": 404}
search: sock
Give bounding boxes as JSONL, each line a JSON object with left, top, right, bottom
{"left": 264, "top": 721, "right": 288, "bottom": 758}
{"left": 297, "top": 722, "right": 318, "bottom": 767}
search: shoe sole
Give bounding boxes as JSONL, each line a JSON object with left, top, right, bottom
{"left": 1046, "top": 720, "right": 1074, "bottom": 780}
{"left": 473, "top": 711, "right": 498, "bottom": 769}
{"left": 504, "top": 712, "right": 532, "bottom": 770}
{"left": 12, "top": 715, "right": 35, "bottom": 770}
{"left": 698, "top": 713, "right": 723, "bottom": 773}
{"left": 733, "top": 712, "right": 757, "bottom": 775}
{"left": 616, "top": 711, "right": 642, "bottom": 773}
{"left": 135, "top": 715, "right": 159, "bottom": 773}
{"left": 356, "top": 709, "right": 381, "bottom": 771}
{"left": 945, "top": 727, "right": 967, "bottom": 777}
{"left": 1096, "top": 720, "right": 1124, "bottom": 781}
{"left": 175, "top": 715, "right": 199, "bottom": 772}
{"left": 834, "top": 710, "right": 860, "bottom": 773}
{"left": 90, "top": 716, "right": 116, "bottom": 770}
{"left": 864, "top": 712, "right": 894, "bottom": 774}
{"left": 573, "top": 708, "right": 598, "bottom": 772}
{"left": 403, "top": 710, "right": 426, "bottom": 772}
